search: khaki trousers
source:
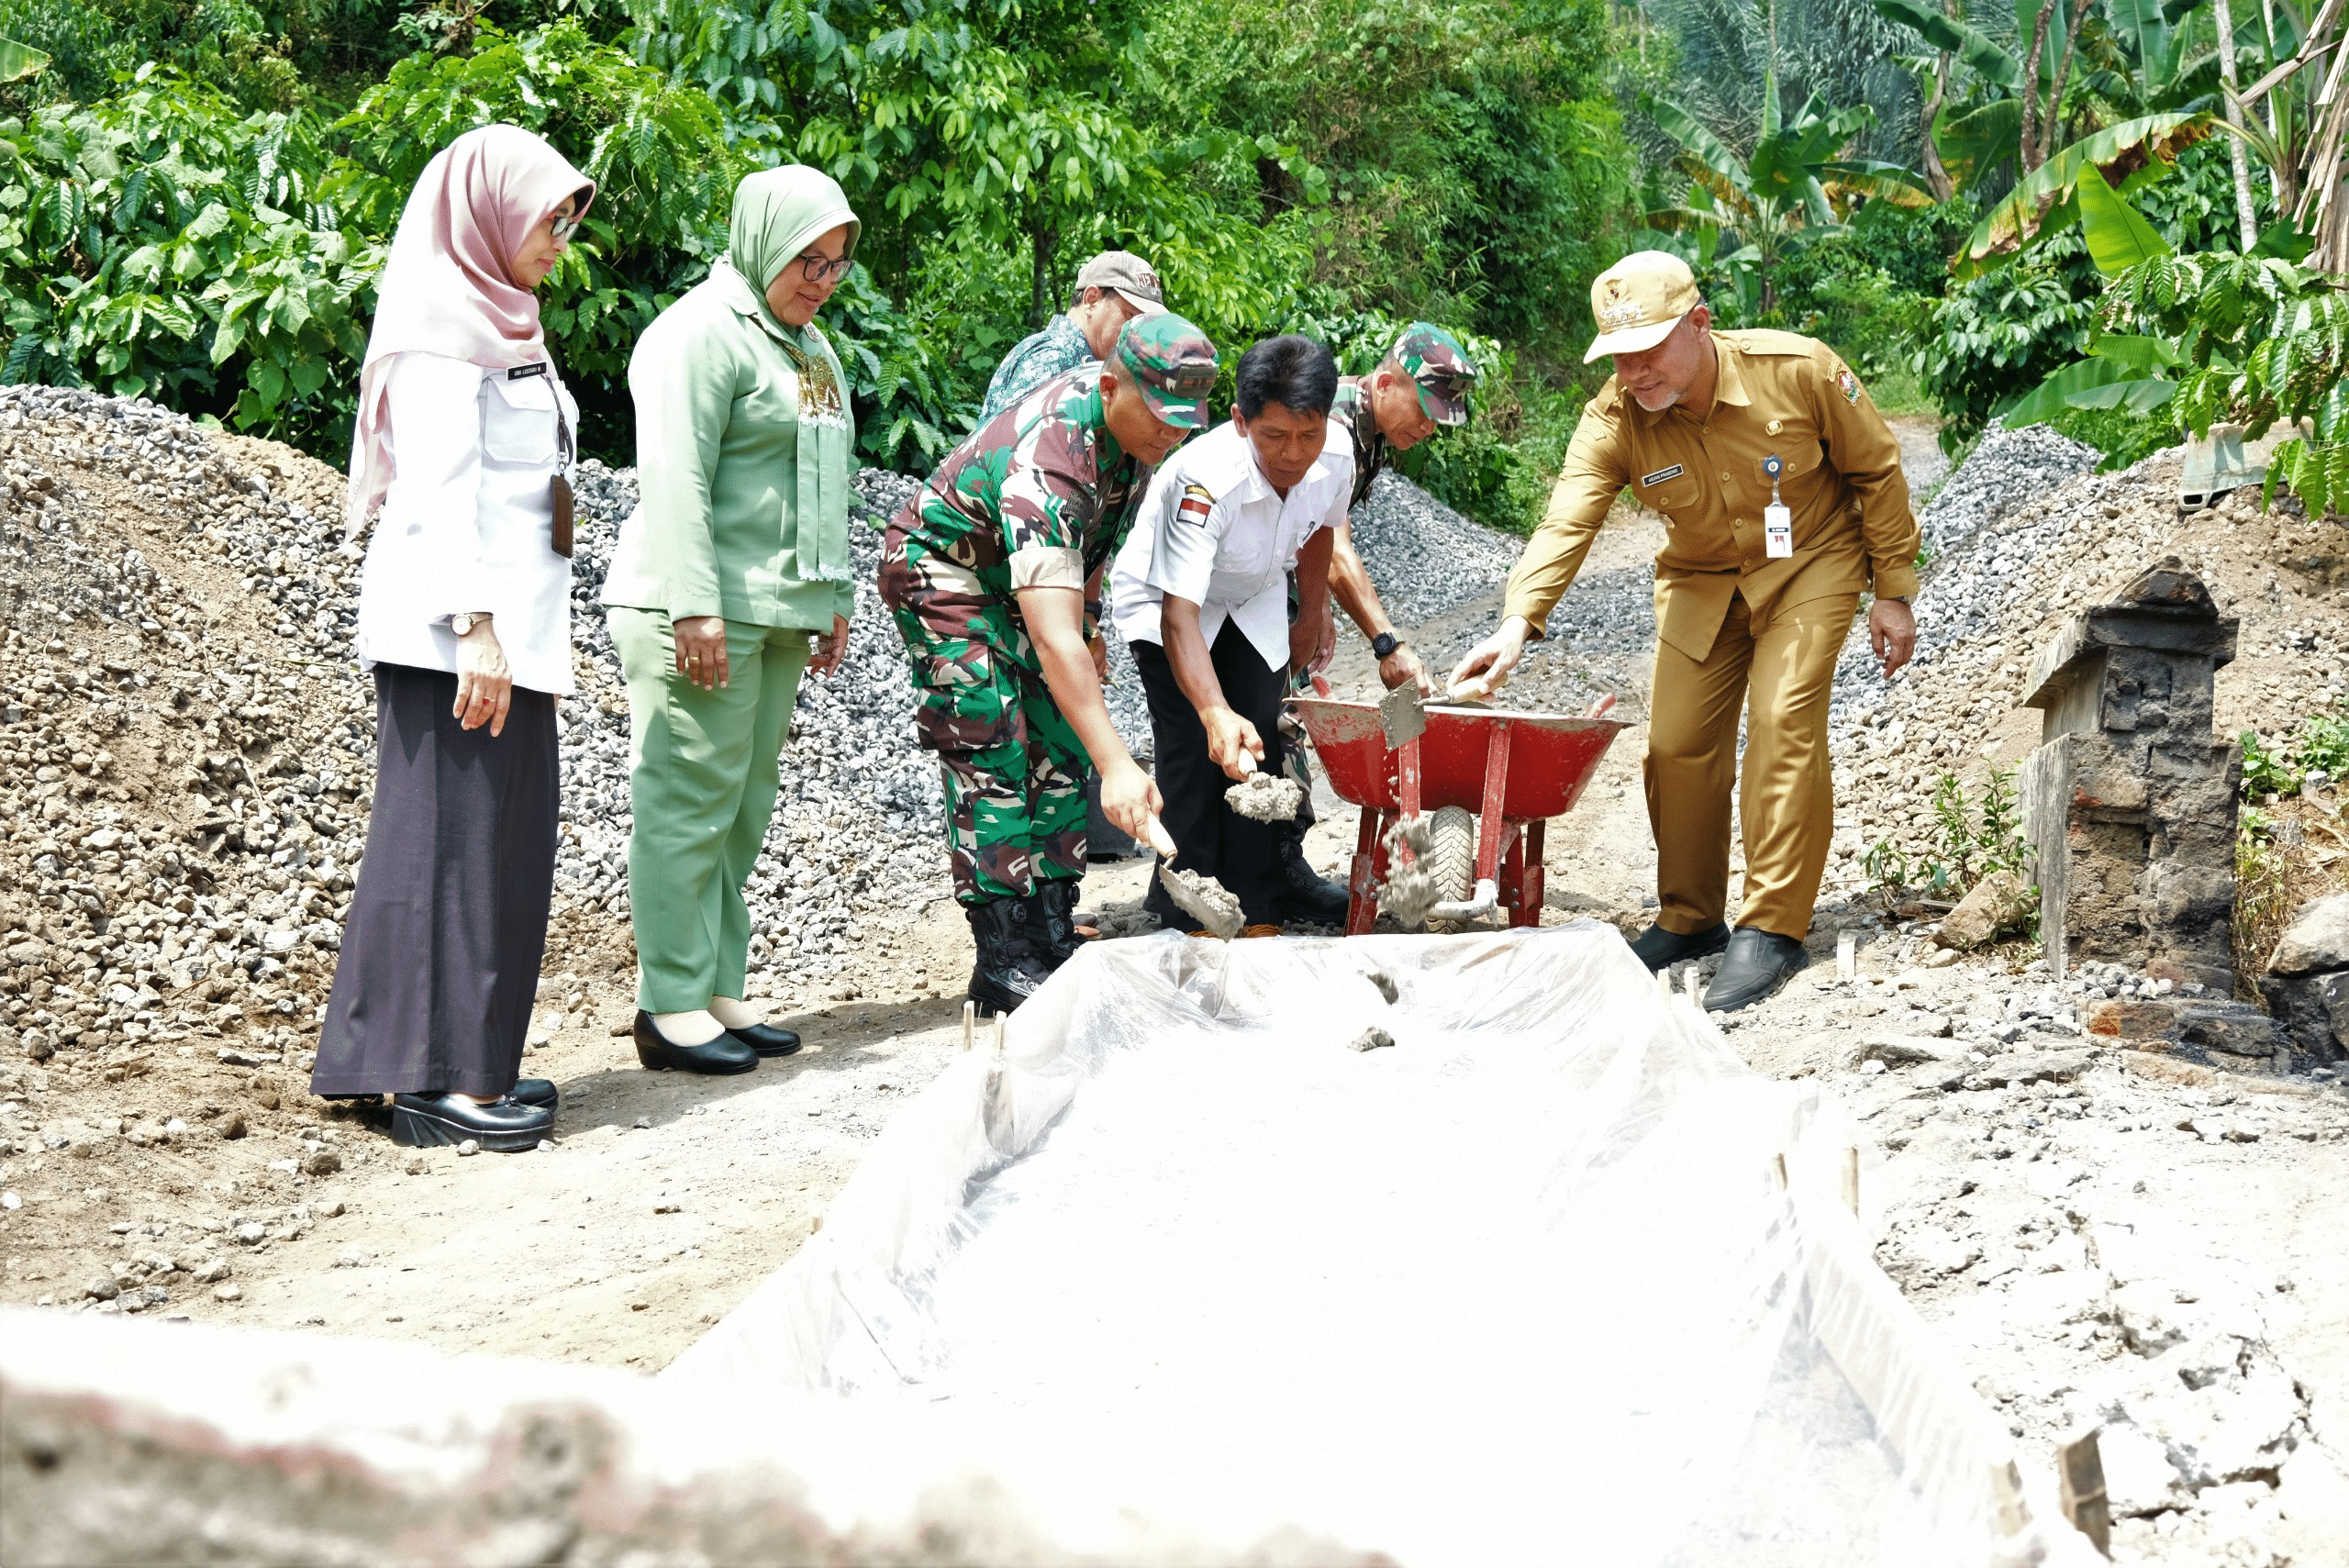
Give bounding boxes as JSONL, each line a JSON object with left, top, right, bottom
{"left": 1646, "top": 590, "right": 1856, "bottom": 940}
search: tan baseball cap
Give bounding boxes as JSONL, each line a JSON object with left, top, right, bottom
{"left": 1074, "top": 250, "right": 1163, "bottom": 313}
{"left": 1583, "top": 250, "right": 1701, "bottom": 364}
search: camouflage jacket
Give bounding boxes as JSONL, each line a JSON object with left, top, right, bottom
{"left": 894, "top": 366, "right": 1152, "bottom": 623}
{"left": 1330, "top": 374, "right": 1386, "bottom": 511}
{"left": 978, "top": 314, "right": 1094, "bottom": 424}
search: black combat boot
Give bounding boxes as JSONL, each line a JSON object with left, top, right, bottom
{"left": 1270, "top": 827, "right": 1350, "bottom": 925}
{"left": 1030, "top": 878, "right": 1085, "bottom": 969}
{"left": 966, "top": 896, "right": 1052, "bottom": 1015}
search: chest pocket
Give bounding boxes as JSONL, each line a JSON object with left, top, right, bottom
{"left": 734, "top": 364, "right": 799, "bottom": 453}
{"left": 1631, "top": 463, "right": 1700, "bottom": 517}
{"left": 1753, "top": 439, "right": 1823, "bottom": 495}
{"left": 482, "top": 373, "right": 559, "bottom": 465}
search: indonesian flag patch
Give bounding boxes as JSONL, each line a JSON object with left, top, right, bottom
{"left": 1177, "top": 484, "right": 1214, "bottom": 525}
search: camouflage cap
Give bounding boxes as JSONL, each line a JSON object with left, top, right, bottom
{"left": 1388, "top": 323, "right": 1478, "bottom": 427}
{"left": 1116, "top": 312, "right": 1219, "bottom": 430}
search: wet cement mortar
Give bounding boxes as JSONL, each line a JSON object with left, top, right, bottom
{"left": 2, "top": 394, "right": 2346, "bottom": 1561}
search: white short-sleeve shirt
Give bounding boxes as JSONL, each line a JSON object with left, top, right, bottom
{"left": 1109, "top": 418, "right": 1353, "bottom": 671}
{"left": 353, "top": 351, "right": 578, "bottom": 696}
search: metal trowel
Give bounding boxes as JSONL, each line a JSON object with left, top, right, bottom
{"left": 1144, "top": 814, "right": 1244, "bottom": 940}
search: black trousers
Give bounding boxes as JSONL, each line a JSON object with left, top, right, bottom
{"left": 1132, "top": 621, "right": 1289, "bottom": 924}
{"left": 311, "top": 664, "right": 559, "bottom": 1098}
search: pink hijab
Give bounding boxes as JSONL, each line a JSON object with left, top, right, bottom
{"left": 344, "top": 124, "right": 596, "bottom": 532}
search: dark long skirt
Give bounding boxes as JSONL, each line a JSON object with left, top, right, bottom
{"left": 310, "top": 663, "right": 559, "bottom": 1098}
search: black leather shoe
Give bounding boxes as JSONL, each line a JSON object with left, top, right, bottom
{"left": 390, "top": 1093, "right": 551, "bottom": 1152}
{"left": 724, "top": 1021, "right": 801, "bottom": 1057}
{"left": 1031, "top": 878, "right": 1085, "bottom": 968}
{"left": 1702, "top": 927, "right": 1809, "bottom": 1012}
{"left": 967, "top": 896, "right": 1051, "bottom": 1015}
{"left": 1627, "top": 920, "right": 1731, "bottom": 972}
{"left": 513, "top": 1078, "right": 557, "bottom": 1108}
{"left": 1270, "top": 830, "right": 1350, "bottom": 924}
{"left": 633, "top": 1010, "right": 759, "bottom": 1075}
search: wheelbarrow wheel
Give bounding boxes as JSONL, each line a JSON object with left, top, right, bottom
{"left": 1426, "top": 806, "right": 1476, "bottom": 904}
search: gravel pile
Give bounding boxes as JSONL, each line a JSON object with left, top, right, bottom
{"left": 1, "top": 389, "right": 1523, "bottom": 1026}
{"left": 1, "top": 385, "right": 375, "bottom": 1077}
{"left": 1818, "top": 426, "right": 2349, "bottom": 901}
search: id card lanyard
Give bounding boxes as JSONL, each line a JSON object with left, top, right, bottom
{"left": 1762, "top": 453, "right": 1792, "bottom": 559}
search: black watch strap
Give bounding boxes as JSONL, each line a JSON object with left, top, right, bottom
{"left": 1371, "top": 631, "right": 1404, "bottom": 660}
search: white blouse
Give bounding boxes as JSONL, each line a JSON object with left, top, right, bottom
{"left": 353, "top": 351, "right": 578, "bottom": 696}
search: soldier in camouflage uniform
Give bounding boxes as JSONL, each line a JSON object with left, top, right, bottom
{"left": 883, "top": 312, "right": 1218, "bottom": 1013}
{"left": 1269, "top": 324, "right": 1480, "bottom": 913}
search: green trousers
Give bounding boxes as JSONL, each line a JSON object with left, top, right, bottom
{"left": 609, "top": 608, "right": 811, "bottom": 1012}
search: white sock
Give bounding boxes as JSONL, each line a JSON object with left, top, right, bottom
{"left": 707, "top": 995, "right": 763, "bottom": 1029}
{"left": 651, "top": 1009, "right": 725, "bottom": 1046}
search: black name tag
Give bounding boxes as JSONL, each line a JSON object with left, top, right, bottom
{"left": 507, "top": 362, "right": 548, "bottom": 381}
{"left": 1640, "top": 463, "right": 1685, "bottom": 487}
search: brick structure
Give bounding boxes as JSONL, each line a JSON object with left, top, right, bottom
{"left": 2020, "top": 560, "right": 2241, "bottom": 993}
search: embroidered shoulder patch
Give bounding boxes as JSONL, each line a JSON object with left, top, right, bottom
{"left": 1176, "top": 483, "right": 1215, "bottom": 525}
{"left": 1835, "top": 368, "right": 1860, "bottom": 405}
{"left": 1639, "top": 463, "right": 1686, "bottom": 487}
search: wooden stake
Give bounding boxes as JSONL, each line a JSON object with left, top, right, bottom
{"left": 1682, "top": 964, "right": 1703, "bottom": 1006}
{"left": 992, "top": 1015, "right": 1006, "bottom": 1056}
{"left": 2058, "top": 1429, "right": 2112, "bottom": 1556}
{"left": 962, "top": 1000, "right": 975, "bottom": 1052}
{"left": 1837, "top": 930, "right": 1859, "bottom": 980}
{"left": 1842, "top": 1145, "right": 1862, "bottom": 1218}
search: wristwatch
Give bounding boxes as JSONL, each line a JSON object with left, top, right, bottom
{"left": 451, "top": 612, "right": 493, "bottom": 637}
{"left": 1371, "top": 631, "right": 1405, "bottom": 660}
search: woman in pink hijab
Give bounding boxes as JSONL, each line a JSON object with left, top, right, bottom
{"left": 312, "top": 124, "right": 594, "bottom": 1154}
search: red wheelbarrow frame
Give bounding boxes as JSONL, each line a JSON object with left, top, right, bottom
{"left": 1288, "top": 697, "right": 1631, "bottom": 936}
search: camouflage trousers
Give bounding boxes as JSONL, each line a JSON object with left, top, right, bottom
{"left": 881, "top": 521, "right": 1089, "bottom": 903}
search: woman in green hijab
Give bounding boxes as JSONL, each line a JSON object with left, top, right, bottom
{"left": 604, "top": 165, "right": 859, "bottom": 1074}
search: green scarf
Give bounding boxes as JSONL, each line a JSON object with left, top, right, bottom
{"left": 718, "top": 165, "right": 861, "bottom": 586}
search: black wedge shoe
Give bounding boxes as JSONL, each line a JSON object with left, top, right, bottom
{"left": 723, "top": 1020, "right": 802, "bottom": 1057}
{"left": 513, "top": 1078, "right": 558, "bottom": 1108}
{"left": 390, "top": 1093, "right": 552, "bottom": 1152}
{"left": 633, "top": 1010, "right": 759, "bottom": 1075}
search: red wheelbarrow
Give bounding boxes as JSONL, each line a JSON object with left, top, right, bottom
{"left": 1289, "top": 696, "right": 1631, "bottom": 936}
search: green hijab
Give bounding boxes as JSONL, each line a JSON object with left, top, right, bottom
{"left": 718, "top": 165, "right": 861, "bottom": 586}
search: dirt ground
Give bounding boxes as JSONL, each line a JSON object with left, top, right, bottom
{"left": 8, "top": 407, "right": 2349, "bottom": 1562}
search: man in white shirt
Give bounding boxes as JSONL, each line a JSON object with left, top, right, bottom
{"left": 1112, "top": 335, "right": 1353, "bottom": 933}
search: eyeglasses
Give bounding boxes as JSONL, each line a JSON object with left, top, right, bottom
{"left": 796, "top": 251, "right": 853, "bottom": 284}
{"left": 548, "top": 209, "right": 584, "bottom": 242}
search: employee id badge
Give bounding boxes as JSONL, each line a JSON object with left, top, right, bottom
{"left": 1762, "top": 452, "right": 1793, "bottom": 558}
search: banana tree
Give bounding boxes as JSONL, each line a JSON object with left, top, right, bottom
{"left": 0, "top": 36, "right": 49, "bottom": 83}
{"left": 1642, "top": 74, "right": 1932, "bottom": 311}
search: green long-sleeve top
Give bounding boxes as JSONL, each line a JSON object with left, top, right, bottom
{"left": 601, "top": 261, "right": 856, "bottom": 628}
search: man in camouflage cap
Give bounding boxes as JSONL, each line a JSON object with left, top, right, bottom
{"left": 1265, "top": 323, "right": 1478, "bottom": 916}
{"left": 976, "top": 250, "right": 1165, "bottom": 422}
{"left": 882, "top": 312, "right": 1218, "bottom": 1013}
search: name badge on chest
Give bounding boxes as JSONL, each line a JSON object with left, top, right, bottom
{"left": 1762, "top": 453, "right": 1793, "bottom": 559}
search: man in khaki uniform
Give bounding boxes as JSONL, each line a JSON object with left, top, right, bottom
{"left": 1451, "top": 251, "right": 1920, "bottom": 1009}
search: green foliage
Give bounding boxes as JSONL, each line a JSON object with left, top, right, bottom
{"left": 1916, "top": 227, "right": 2101, "bottom": 449}
{"left": 2237, "top": 709, "right": 2349, "bottom": 802}
{"left": 1, "top": 23, "right": 747, "bottom": 460}
{"left": 1865, "top": 764, "right": 2030, "bottom": 899}
{"left": 1642, "top": 72, "right": 1928, "bottom": 313}
{"left": 2242, "top": 728, "right": 2302, "bottom": 798}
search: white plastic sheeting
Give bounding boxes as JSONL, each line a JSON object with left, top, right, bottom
{"left": 668, "top": 925, "right": 2081, "bottom": 1566}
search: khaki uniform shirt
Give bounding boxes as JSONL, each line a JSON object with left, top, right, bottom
{"left": 1504, "top": 329, "right": 1920, "bottom": 663}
